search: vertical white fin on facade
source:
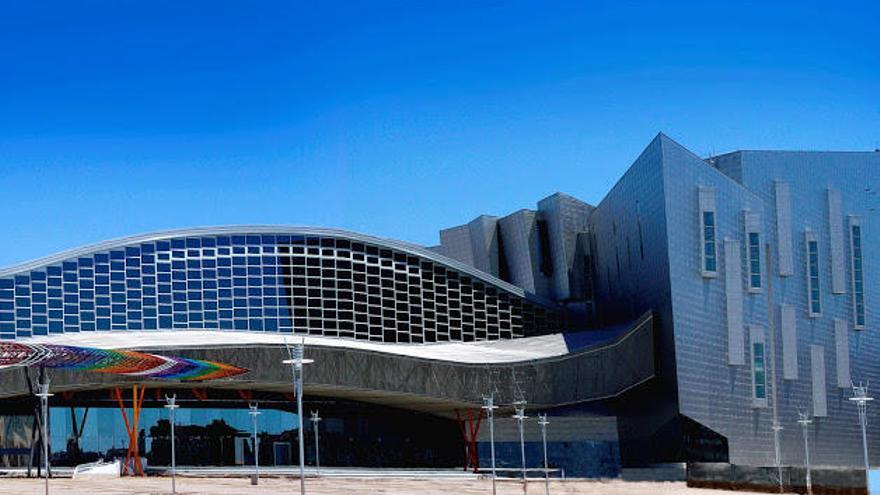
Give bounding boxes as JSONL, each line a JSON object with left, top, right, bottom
{"left": 781, "top": 304, "right": 798, "bottom": 380}
{"left": 725, "top": 238, "right": 745, "bottom": 365}
{"left": 828, "top": 189, "right": 845, "bottom": 294}
{"left": 834, "top": 318, "right": 851, "bottom": 388}
{"left": 775, "top": 181, "right": 794, "bottom": 276}
{"left": 811, "top": 345, "right": 827, "bottom": 417}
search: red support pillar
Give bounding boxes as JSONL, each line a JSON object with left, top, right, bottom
{"left": 454, "top": 408, "right": 486, "bottom": 473}
{"left": 114, "top": 385, "right": 146, "bottom": 476}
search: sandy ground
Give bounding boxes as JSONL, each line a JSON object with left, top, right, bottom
{"left": 0, "top": 477, "right": 768, "bottom": 495}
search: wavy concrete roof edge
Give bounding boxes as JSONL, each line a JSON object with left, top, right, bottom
{"left": 0, "top": 225, "right": 531, "bottom": 299}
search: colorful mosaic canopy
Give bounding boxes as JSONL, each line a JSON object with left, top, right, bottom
{"left": 0, "top": 342, "right": 247, "bottom": 381}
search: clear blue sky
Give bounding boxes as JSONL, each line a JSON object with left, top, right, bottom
{"left": 1, "top": 1, "right": 878, "bottom": 268}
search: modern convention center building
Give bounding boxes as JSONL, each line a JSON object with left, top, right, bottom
{"left": 0, "top": 134, "right": 877, "bottom": 482}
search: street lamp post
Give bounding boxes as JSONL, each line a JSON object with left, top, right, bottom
{"left": 35, "top": 375, "right": 53, "bottom": 495}
{"left": 248, "top": 403, "right": 261, "bottom": 485}
{"left": 512, "top": 401, "right": 528, "bottom": 495}
{"left": 283, "top": 342, "right": 314, "bottom": 495}
{"left": 164, "top": 394, "right": 179, "bottom": 494}
{"left": 538, "top": 414, "right": 550, "bottom": 495}
{"left": 850, "top": 382, "right": 874, "bottom": 478}
{"left": 310, "top": 410, "right": 322, "bottom": 476}
{"left": 481, "top": 396, "right": 498, "bottom": 495}
{"left": 798, "top": 412, "right": 813, "bottom": 495}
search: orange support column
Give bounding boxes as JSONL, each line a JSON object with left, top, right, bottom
{"left": 114, "top": 385, "right": 146, "bottom": 476}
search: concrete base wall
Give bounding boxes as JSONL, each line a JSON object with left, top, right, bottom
{"left": 687, "top": 463, "right": 867, "bottom": 495}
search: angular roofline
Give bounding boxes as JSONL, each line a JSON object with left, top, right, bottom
{"left": 0, "top": 225, "right": 532, "bottom": 299}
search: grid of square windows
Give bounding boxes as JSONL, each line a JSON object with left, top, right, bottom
{"left": 0, "top": 234, "right": 563, "bottom": 342}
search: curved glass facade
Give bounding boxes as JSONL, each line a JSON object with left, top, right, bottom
{"left": 0, "top": 230, "right": 563, "bottom": 343}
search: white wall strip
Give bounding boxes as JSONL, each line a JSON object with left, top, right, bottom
{"left": 835, "top": 318, "right": 851, "bottom": 388}
{"left": 775, "top": 181, "right": 794, "bottom": 276}
{"left": 811, "top": 344, "right": 827, "bottom": 417}
{"left": 781, "top": 304, "right": 798, "bottom": 380}
{"left": 725, "top": 238, "right": 745, "bottom": 365}
{"left": 828, "top": 189, "right": 846, "bottom": 294}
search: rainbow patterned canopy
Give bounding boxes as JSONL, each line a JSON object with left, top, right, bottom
{"left": 0, "top": 342, "right": 248, "bottom": 382}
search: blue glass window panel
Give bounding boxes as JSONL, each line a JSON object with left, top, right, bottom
{"left": 216, "top": 236, "right": 231, "bottom": 247}
{"left": 278, "top": 235, "right": 291, "bottom": 243}
{"left": 79, "top": 268, "right": 94, "bottom": 278}
{"left": 95, "top": 263, "right": 109, "bottom": 274}
{"left": 233, "top": 278, "right": 247, "bottom": 287}
{"left": 173, "top": 292, "right": 186, "bottom": 302}
{"left": 171, "top": 239, "right": 185, "bottom": 249}
{"left": 184, "top": 238, "right": 200, "bottom": 249}
{"left": 142, "top": 265, "right": 156, "bottom": 275}
{"left": 158, "top": 284, "right": 172, "bottom": 294}
{"left": 32, "top": 282, "right": 47, "bottom": 292}
{"left": 172, "top": 271, "right": 186, "bottom": 281}
{"left": 96, "top": 286, "right": 110, "bottom": 296}
{"left": 265, "top": 307, "right": 278, "bottom": 317}
{"left": 203, "top": 259, "right": 216, "bottom": 269}
{"left": 219, "top": 300, "right": 233, "bottom": 309}
{"left": 247, "top": 246, "right": 260, "bottom": 254}
{"left": 63, "top": 283, "right": 78, "bottom": 293}
{"left": 143, "top": 287, "right": 156, "bottom": 298}
{"left": 264, "top": 287, "right": 278, "bottom": 296}
{"left": 188, "top": 291, "right": 203, "bottom": 301}
{"left": 97, "top": 318, "right": 111, "bottom": 330}
{"left": 248, "top": 277, "right": 261, "bottom": 286}
{"left": 33, "top": 325, "right": 48, "bottom": 335}
{"left": 111, "top": 272, "right": 124, "bottom": 282}
{"left": 128, "top": 300, "right": 142, "bottom": 310}
{"left": 0, "top": 313, "right": 13, "bottom": 323}
{"left": 111, "top": 293, "right": 125, "bottom": 304}
{"left": 16, "top": 297, "right": 30, "bottom": 306}
{"left": 233, "top": 256, "right": 246, "bottom": 266}
{"left": 96, "top": 254, "right": 110, "bottom": 264}
{"left": 187, "top": 270, "right": 202, "bottom": 280}
{"left": 80, "top": 279, "right": 94, "bottom": 290}
{"left": 141, "top": 243, "right": 155, "bottom": 254}
{"left": 173, "top": 302, "right": 187, "bottom": 312}
{"left": 219, "top": 289, "right": 232, "bottom": 298}
{"left": 126, "top": 290, "right": 141, "bottom": 299}
{"left": 248, "top": 297, "right": 261, "bottom": 307}
{"left": 157, "top": 251, "right": 170, "bottom": 261}
{"left": 249, "top": 319, "right": 263, "bottom": 331}
{"left": 233, "top": 289, "right": 247, "bottom": 299}
{"left": 97, "top": 307, "right": 110, "bottom": 317}
{"left": 247, "top": 256, "right": 260, "bottom": 265}
{"left": 185, "top": 249, "right": 198, "bottom": 258}
{"left": 159, "top": 316, "right": 172, "bottom": 327}
{"left": 127, "top": 311, "right": 142, "bottom": 320}
{"left": 81, "top": 322, "right": 95, "bottom": 331}
{"left": 111, "top": 262, "right": 125, "bottom": 272}
{"left": 47, "top": 266, "right": 62, "bottom": 276}
{"left": 126, "top": 268, "right": 140, "bottom": 278}
{"left": 159, "top": 305, "right": 172, "bottom": 315}
{"left": 31, "top": 272, "right": 47, "bottom": 281}
{"left": 63, "top": 294, "right": 78, "bottom": 304}
{"left": 62, "top": 262, "right": 77, "bottom": 272}
{"left": 245, "top": 235, "right": 260, "bottom": 245}
{"left": 188, "top": 301, "right": 203, "bottom": 311}
{"left": 64, "top": 315, "right": 79, "bottom": 325}
{"left": 0, "top": 301, "right": 12, "bottom": 310}
{"left": 158, "top": 295, "right": 172, "bottom": 305}
{"left": 49, "top": 299, "right": 63, "bottom": 310}
{"left": 33, "top": 314, "right": 47, "bottom": 324}
{"left": 230, "top": 235, "right": 245, "bottom": 246}
{"left": 248, "top": 308, "right": 262, "bottom": 317}
{"left": 264, "top": 297, "right": 278, "bottom": 306}
{"left": 0, "top": 289, "right": 12, "bottom": 299}
{"left": 16, "top": 309, "right": 30, "bottom": 318}
{"left": 0, "top": 279, "right": 12, "bottom": 289}
{"left": 158, "top": 273, "right": 172, "bottom": 283}
{"left": 15, "top": 286, "right": 30, "bottom": 296}
{"left": 173, "top": 313, "right": 187, "bottom": 323}
{"left": 112, "top": 314, "right": 126, "bottom": 325}
{"left": 64, "top": 304, "right": 78, "bottom": 314}
{"left": 204, "top": 300, "right": 218, "bottom": 310}
{"left": 111, "top": 304, "right": 125, "bottom": 313}
{"left": 234, "top": 319, "right": 248, "bottom": 330}
{"left": 157, "top": 263, "right": 171, "bottom": 273}
{"left": 234, "top": 308, "right": 247, "bottom": 318}
{"left": 95, "top": 275, "right": 110, "bottom": 285}
{"left": 204, "top": 280, "right": 218, "bottom": 289}
{"left": 80, "top": 290, "right": 94, "bottom": 300}
{"left": 49, "top": 321, "right": 63, "bottom": 333}
{"left": 233, "top": 267, "right": 247, "bottom": 277}
{"left": 264, "top": 319, "right": 278, "bottom": 331}
{"left": 96, "top": 296, "right": 110, "bottom": 306}
{"left": 143, "top": 318, "right": 157, "bottom": 329}
{"left": 172, "top": 260, "right": 185, "bottom": 270}
{"left": 125, "top": 246, "right": 140, "bottom": 256}
{"left": 219, "top": 319, "right": 234, "bottom": 330}
{"left": 218, "top": 258, "right": 231, "bottom": 268}
{"left": 172, "top": 250, "right": 185, "bottom": 260}
{"left": 204, "top": 310, "right": 218, "bottom": 321}
{"left": 48, "top": 277, "right": 62, "bottom": 288}
{"left": 262, "top": 266, "right": 277, "bottom": 276}
{"left": 142, "top": 275, "right": 156, "bottom": 285}
{"left": 247, "top": 267, "right": 260, "bottom": 276}
{"left": 110, "top": 249, "right": 124, "bottom": 261}
{"left": 202, "top": 237, "right": 216, "bottom": 248}
{"left": 172, "top": 282, "right": 186, "bottom": 292}
{"left": 156, "top": 241, "right": 171, "bottom": 251}
{"left": 143, "top": 296, "right": 157, "bottom": 306}
{"left": 203, "top": 289, "right": 217, "bottom": 299}
{"left": 62, "top": 272, "right": 77, "bottom": 283}
{"left": 143, "top": 307, "right": 157, "bottom": 317}
{"left": 81, "top": 311, "right": 95, "bottom": 322}
{"left": 248, "top": 287, "right": 263, "bottom": 297}
{"left": 111, "top": 283, "right": 126, "bottom": 292}
{"left": 80, "top": 301, "right": 94, "bottom": 311}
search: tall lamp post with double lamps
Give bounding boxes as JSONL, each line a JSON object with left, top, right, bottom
{"left": 248, "top": 403, "right": 261, "bottom": 485}
{"left": 512, "top": 401, "right": 528, "bottom": 495}
{"left": 310, "top": 410, "right": 322, "bottom": 476}
{"left": 481, "top": 396, "right": 498, "bottom": 495}
{"left": 283, "top": 342, "right": 314, "bottom": 495}
{"left": 164, "top": 394, "right": 180, "bottom": 494}
{"left": 36, "top": 375, "right": 53, "bottom": 495}
{"left": 850, "top": 382, "right": 874, "bottom": 480}
{"left": 538, "top": 414, "right": 551, "bottom": 495}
